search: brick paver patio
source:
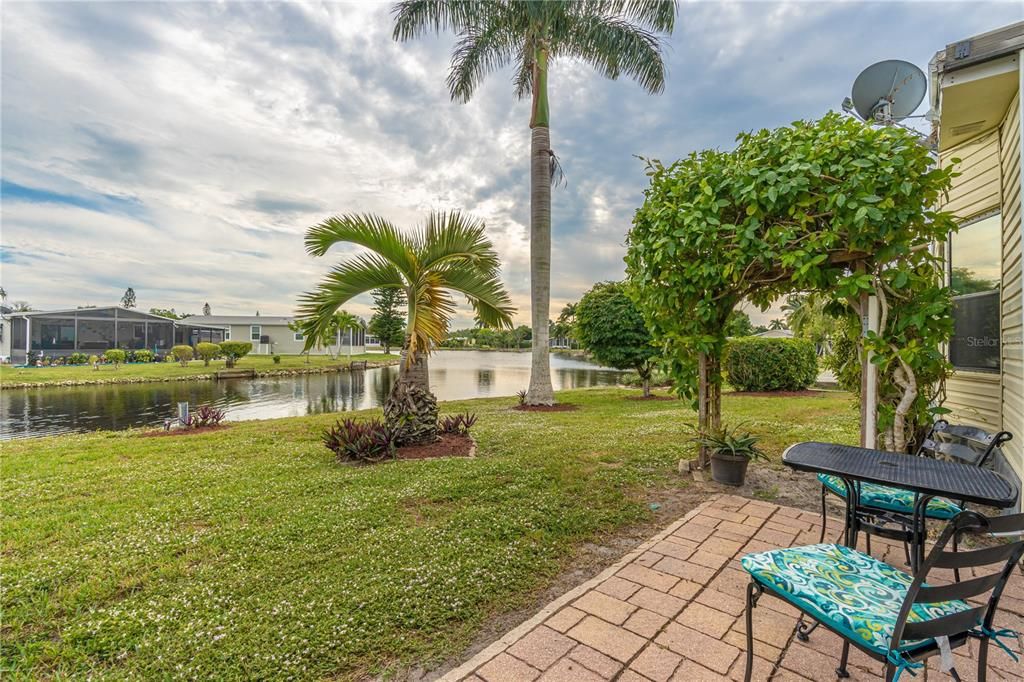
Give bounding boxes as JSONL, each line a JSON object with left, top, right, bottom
{"left": 442, "top": 495, "right": 1024, "bottom": 682}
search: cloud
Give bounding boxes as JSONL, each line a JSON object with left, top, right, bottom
{"left": 2, "top": 1, "right": 1020, "bottom": 327}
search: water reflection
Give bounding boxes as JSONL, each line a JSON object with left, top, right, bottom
{"left": 1, "top": 351, "right": 624, "bottom": 439}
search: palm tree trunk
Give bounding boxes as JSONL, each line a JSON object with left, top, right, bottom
{"left": 384, "top": 335, "right": 437, "bottom": 445}
{"left": 526, "top": 48, "right": 555, "bottom": 406}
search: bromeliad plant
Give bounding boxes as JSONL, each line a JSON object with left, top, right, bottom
{"left": 323, "top": 418, "right": 397, "bottom": 463}
{"left": 439, "top": 412, "right": 478, "bottom": 437}
{"left": 298, "top": 211, "right": 515, "bottom": 445}
{"left": 688, "top": 423, "right": 767, "bottom": 461}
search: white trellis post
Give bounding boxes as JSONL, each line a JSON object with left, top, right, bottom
{"left": 860, "top": 292, "right": 880, "bottom": 448}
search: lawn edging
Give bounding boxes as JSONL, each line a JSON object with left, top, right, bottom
{"left": 440, "top": 495, "right": 723, "bottom": 681}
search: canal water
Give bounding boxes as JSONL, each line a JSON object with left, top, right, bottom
{"left": 1, "top": 351, "right": 625, "bottom": 439}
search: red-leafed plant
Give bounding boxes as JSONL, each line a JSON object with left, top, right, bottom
{"left": 323, "top": 418, "right": 397, "bottom": 463}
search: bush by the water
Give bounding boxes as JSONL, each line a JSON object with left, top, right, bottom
{"left": 131, "top": 349, "right": 154, "bottom": 363}
{"left": 196, "top": 342, "right": 221, "bottom": 366}
{"left": 323, "top": 418, "right": 396, "bottom": 463}
{"left": 218, "top": 341, "right": 253, "bottom": 367}
{"left": 725, "top": 337, "right": 817, "bottom": 392}
{"left": 103, "top": 349, "right": 126, "bottom": 368}
{"left": 171, "top": 345, "right": 194, "bottom": 366}
{"left": 620, "top": 368, "right": 672, "bottom": 389}
{"left": 185, "top": 404, "right": 226, "bottom": 428}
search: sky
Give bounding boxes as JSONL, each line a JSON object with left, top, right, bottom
{"left": 2, "top": 1, "right": 1021, "bottom": 327}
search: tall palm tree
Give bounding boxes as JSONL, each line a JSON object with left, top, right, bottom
{"left": 393, "top": 1, "right": 678, "bottom": 405}
{"left": 298, "top": 211, "right": 515, "bottom": 444}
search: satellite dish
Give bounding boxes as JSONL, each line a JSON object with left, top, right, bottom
{"left": 850, "top": 59, "right": 927, "bottom": 123}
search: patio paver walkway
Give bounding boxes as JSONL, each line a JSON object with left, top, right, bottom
{"left": 442, "top": 495, "right": 1024, "bottom": 682}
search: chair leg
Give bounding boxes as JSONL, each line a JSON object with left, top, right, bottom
{"left": 978, "top": 636, "right": 989, "bottom": 682}
{"left": 819, "top": 486, "right": 827, "bottom": 543}
{"left": 744, "top": 581, "right": 762, "bottom": 682}
{"left": 836, "top": 641, "right": 850, "bottom": 678}
{"left": 952, "top": 533, "right": 961, "bottom": 583}
{"left": 865, "top": 531, "right": 872, "bottom": 556}
{"left": 883, "top": 662, "right": 896, "bottom": 682}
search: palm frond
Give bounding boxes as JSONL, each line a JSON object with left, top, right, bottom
{"left": 511, "top": 43, "right": 533, "bottom": 100}
{"left": 440, "top": 262, "right": 516, "bottom": 330}
{"left": 418, "top": 211, "right": 501, "bottom": 273}
{"left": 296, "top": 254, "right": 405, "bottom": 352}
{"left": 582, "top": 1, "right": 678, "bottom": 33}
{"left": 305, "top": 214, "right": 416, "bottom": 276}
{"left": 447, "top": 21, "right": 518, "bottom": 103}
{"left": 556, "top": 14, "right": 668, "bottom": 94}
{"left": 391, "top": 0, "right": 490, "bottom": 41}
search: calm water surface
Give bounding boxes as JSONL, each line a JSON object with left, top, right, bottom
{"left": 1, "top": 351, "right": 625, "bottom": 439}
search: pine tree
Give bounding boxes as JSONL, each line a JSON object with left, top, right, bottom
{"left": 121, "top": 287, "right": 136, "bottom": 308}
{"left": 368, "top": 288, "right": 406, "bottom": 355}
{"left": 203, "top": 302, "right": 211, "bottom": 316}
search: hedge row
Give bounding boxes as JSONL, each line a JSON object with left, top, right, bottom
{"left": 724, "top": 337, "right": 817, "bottom": 392}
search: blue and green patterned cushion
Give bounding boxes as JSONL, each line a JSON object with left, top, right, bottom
{"left": 741, "top": 544, "right": 973, "bottom": 655}
{"left": 818, "top": 473, "right": 962, "bottom": 519}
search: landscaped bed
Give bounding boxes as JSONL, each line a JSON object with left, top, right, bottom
{"left": 0, "top": 353, "right": 397, "bottom": 389}
{"left": 2, "top": 387, "right": 857, "bottom": 679}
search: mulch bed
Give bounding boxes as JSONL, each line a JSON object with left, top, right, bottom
{"left": 513, "top": 404, "right": 579, "bottom": 412}
{"left": 138, "top": 424, "right": 231, "bottom": 438}
{"left": 396, "top": 433, "right": 474, "bottom": 460}
{"left": 727, "top": 389, "right": 831, "bottom": 398}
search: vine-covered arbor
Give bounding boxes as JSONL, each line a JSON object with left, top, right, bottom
{"left": 626, "top": 113, "right": 958, "bottom": 464}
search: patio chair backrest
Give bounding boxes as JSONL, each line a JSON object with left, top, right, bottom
{"left": 889, "top": 510, "right": 1024, "bottom": 652}
{"left": 917, "top": 419, "right": 1013, "bottom": 469}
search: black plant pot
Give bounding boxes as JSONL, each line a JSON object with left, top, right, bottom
{"left": 710, "top": 452, "right": 750, "bottom": 486}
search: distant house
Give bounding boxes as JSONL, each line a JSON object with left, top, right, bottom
{"left": 198, "top": 315, "right": 366, "bottom": 356}
{"left": 0, "top": 305, "right": 12, "bottom": 363}
{"left": 6, "top": 306, "right": 227, "bottom": 365}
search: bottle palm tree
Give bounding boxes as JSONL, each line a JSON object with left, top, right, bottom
{"left": 392, "top": 0, "right": 678, "bottom": 405}
{"left": 298, "top": 211, "right": 515, "bottom": 444}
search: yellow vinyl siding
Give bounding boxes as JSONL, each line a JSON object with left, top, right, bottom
{"left": 999, "top": 92, "right": 1023, "bottom": 477}
{"left": 940, "top": 130, "right": 1001, "bottom": 221}
{"left": 940, "top": 128, "right": 1003, "bottom": 431}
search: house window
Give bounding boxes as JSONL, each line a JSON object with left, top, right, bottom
{"left": 224, "top": 327, "right": 231, "bottom": 340}
{"left": 949, "top": 213, "right": 1000, "bottom": 372}
{"left": 250, "top": 325, "right": 261, "bottom": 341}
{"left": 293, "top": 330, "right": 304, "bottom": 341}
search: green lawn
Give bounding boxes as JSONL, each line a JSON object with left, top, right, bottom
{"left": 0, "top": 353, "right": 396, "bottom": 387}
{"left": 2, "top": 388, "right": 857, "bottom": 679}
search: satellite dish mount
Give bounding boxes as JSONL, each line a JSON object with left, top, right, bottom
{"left": 846, "top": 59, "right": 927, "bottom": 126}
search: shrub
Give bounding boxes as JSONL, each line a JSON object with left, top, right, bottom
{"left": 88, "top": 354, "right": 100, "bottom": 368}
{"left": 134, "top": 349, "right": 153, "bottom": 363}
{"left": 171, "top": 345, "right": 194, "bottom": 367}
{"left": 184, "top": 404, "right": 226, "bottom": 428}
{"left": 272, "top": 355, "right": 281, "bottom": 364}
{"left": 195, "top": 342, "right": 221, "bottom": 367}
{"left": 104, "top": 349, "right": 126, "bottom": 368}
{"left": 724, "top": 337, "right": 817, "bottom": 392}
{"left": 323, "top": 418, "right": 396, "bottom": 463}
{"left": 516, "top": 389, "right": 527, "bottom": 406}
{"left": 439, "top": 412, "right": 477, "bottom": 436}
{"left": 66, "top": 352, "right": 89, "bottom": 365}
{"left": 218, "top": 341, "right": 252, "bottom": 368}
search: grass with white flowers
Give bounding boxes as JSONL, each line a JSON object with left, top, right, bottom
{"left": 2, "top": 387, "right": 856, "bottom": 679}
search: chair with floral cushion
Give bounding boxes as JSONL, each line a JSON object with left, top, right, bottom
{"left": 816, "top": 421, "right": 1013, "bottom": 565}
{"left": 741, "top": 510, "right": 1024, "bottom": 682}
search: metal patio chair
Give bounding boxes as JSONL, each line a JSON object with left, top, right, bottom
{"left": 816, "top": 420, "right": 1013, "bottom": 565}
{"left": 742, "top": 510, "right": 1024, "bottom": 681}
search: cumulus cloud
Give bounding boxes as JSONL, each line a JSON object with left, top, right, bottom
{"left": 2, "top": 1, "right": 1020, "bottom": 326}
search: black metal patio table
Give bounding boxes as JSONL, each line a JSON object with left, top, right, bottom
{"left": 782, "top": 441, "right": 1018, "bottom": 569}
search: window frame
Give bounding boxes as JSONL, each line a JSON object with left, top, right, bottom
{"left": 947, "top": 211, "right": 1001, "bottom": 374}
{"left": 250, "top": 325, "right": 261, "bottom": 342}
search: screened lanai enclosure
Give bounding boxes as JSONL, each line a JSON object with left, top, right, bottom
{"left": 8, "top": 307, "right": 227, "bottom": 365}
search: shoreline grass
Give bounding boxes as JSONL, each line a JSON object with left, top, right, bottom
{"left": 0, "top": 353, "right": 397, "bottom": 389}
{"left": 2, "top": 387, "right": 857, "bottom": 679}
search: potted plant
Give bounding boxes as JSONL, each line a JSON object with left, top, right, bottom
{"left": 690, "top": 423, "right": 767, "bottom": 486}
